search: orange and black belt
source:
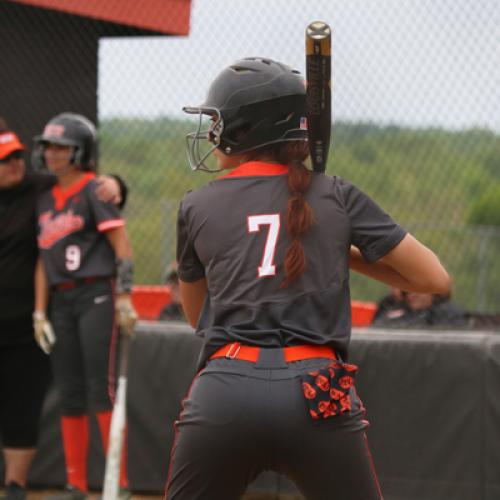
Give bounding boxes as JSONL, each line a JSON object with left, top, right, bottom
{"left": 210, "top": 342, "right": 337, "bottom": 363}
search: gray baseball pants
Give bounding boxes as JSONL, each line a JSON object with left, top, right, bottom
{"left": 165, "top": 348, "right": 382, "bottom": 500}
{"left": 49, "top": 280, "right": 116, "bottom": 415}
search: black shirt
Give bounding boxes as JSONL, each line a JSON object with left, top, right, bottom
{"left": 0, "top": 172, "right": 54, "bottom": 344}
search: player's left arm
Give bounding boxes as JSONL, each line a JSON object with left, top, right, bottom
{"left": 350, "top": 246, "right": 410, "bottom": 289}
{"left": 91, "top": 172, "right": 135, "bottom": 335}
{"left": 349, "top": 235, "right": 450, "bottom": 294}
{"left": 106, "top": 225, "right": 132, "bottom": 261}
{"left": 343, "top": 181, "right": 450, "bottom": 294}
{"left": 105, "top": 226, "right": 137, "bottom": 336}
{"left": 179, "top": 278, "right": 207, "bottom": 328}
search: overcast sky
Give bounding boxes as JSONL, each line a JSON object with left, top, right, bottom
{"left": 98, "top": 0, "right": 499, "bottom": 131}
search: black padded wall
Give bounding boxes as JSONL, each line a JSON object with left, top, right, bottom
{"left": 1, "top": 325, "right": 499, "bottom": 499}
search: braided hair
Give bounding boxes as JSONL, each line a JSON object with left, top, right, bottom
{"left": 246, "top": 141, "right": 314, "bottom": 286}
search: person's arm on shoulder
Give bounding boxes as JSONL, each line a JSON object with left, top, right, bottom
{"left": 350, "top": 234, "right": 451, "bottom": 294}
{"left": 33, "top": 171, "right": 127, "bottom": 207}
{"left": 179, "top": 278, "right": 207, "bottom": 328}
{"left": 32, "top": 171, "right": 57, "bottom": 192}
{"left": 95, "top": 174, "right": 128, "bottom": 208}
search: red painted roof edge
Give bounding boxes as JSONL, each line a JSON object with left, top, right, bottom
{"left": 9, "top": 0, "right": 191, "bottom": 36}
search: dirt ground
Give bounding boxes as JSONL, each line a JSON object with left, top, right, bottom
{"left": 0, "top": 489, "right": 302, "bottom": 500}
{"left": 1, "top": 491, "right": 160, "bottom": 500}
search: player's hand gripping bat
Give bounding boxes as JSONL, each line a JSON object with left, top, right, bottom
{"left": 102, "top": 332, "right": 131, "bottom": 500}
{"left": 306, "top": 21, "right": 332, "bottom": 172}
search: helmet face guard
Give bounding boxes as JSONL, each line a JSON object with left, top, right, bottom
{"left": 183, "top": 58, "right": 308, "bottom": 173}
{"left": 183, "top": 106, "right": 224, "bottom": 172}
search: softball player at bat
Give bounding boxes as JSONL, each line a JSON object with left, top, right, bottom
{"left": 165, "top": 58, "right": 451, "bottom": 500}
{"left": 31, "top": 113, "right": 136, "bottom": 500}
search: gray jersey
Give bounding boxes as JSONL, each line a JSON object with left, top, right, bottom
{"left": 177, "top": 161, "right": 406, "bottom": 363}
{"left": 37, "top": 173, "right": 124, "bottom": 285}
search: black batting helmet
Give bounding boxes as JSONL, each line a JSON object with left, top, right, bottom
{"left": 33, "top": 113, "right": 97, "bottom": 171}
{"left": 183, "top": 57, "right": 307, "bottom": 172}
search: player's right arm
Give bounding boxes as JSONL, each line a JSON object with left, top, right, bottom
{"left": 33, "top": 257, "right": 56, "bottom": 354}
{"left": 176, "top": 197, "right": 207, "bottom": 328}
{"left": 179, "top": 278, "right": 207, "bottom": 328}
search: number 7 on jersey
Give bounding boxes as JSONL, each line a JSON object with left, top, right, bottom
{"left": 247, "top": 214, "right": 281, "bottom": 277}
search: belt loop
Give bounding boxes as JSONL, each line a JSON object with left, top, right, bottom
{"left": 255, "top": 347, "right": 287, "bottom": 369}
{"left": 225, "top": 342, "right": 241, "bottom": 359}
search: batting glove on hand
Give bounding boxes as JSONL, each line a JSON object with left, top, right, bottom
{"left": 33, "top": 311, "right": 56, "bottom": 354}
{"left": 115, "top": 295, "right": 137, "bottom": 336}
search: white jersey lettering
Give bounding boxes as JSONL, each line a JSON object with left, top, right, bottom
{"left": 248, "top": 214, "right": 280, "bottom": 277}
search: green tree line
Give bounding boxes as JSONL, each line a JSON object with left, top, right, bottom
{"left": 99, "top": 118, "right": 500, "bottom": 313}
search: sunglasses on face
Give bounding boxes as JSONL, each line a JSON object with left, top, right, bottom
{"left": 0, "top": 150, "right": 24, "bottom": 163}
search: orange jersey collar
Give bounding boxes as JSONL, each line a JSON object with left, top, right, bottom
{"left": 218, "top": 161, "right": 288, "bottom": 179}
{"left": 52, "top": 172, "right": 95, "bottom": 210}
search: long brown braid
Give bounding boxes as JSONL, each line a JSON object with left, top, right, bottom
{"left": 278, "top": 142, "right": 314, "bottom": 286}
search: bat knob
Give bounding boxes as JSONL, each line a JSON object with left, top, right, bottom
{"left": 306, "top": 21, "right": 332, "bottom": 40}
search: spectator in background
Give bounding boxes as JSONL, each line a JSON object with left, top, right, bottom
{"left": 372, "top": 288, "right": 468, "bottom": 329}
{"left": 158, "top": 262, "right": 185, "bottom": 322}
{"left": 0, "top": 117, "right": 127, "bottom": 500}
{"left": 372, "top": 287, "right": 409, "bottom": 322}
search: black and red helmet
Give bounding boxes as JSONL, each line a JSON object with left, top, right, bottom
{"left": 183, "top": 57, "right": 307, "bottom": 172}
{"left": 33, "top": 113, "right": 97, "bottom": 171}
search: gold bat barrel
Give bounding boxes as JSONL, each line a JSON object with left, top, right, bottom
{"left": 306, "top": 21, "right": 332, "bottom": 172}
{"left": 306, "top": 21, "right": 332, "bottom": 56}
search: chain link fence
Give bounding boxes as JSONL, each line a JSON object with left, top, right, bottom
{"left": 3, "top": 0, "right": 499, "bottom": 316}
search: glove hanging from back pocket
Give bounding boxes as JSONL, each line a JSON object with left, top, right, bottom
{"left": 300, "top": 361, "right": 358, "bottom": 420}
